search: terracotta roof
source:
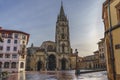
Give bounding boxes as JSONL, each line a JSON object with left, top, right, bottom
{"left": 0, "top": 28, "right": 29, "bottom": 35}
{"left": 0, "top": 27, "right": 30, "bottom": 44}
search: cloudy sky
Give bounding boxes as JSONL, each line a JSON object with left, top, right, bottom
{"left": 0, "top": 0, "right": 105, "bottom": 56}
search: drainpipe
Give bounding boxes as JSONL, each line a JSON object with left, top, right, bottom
{"left": 108, "top": 0, "right": 116, "bottom": 80}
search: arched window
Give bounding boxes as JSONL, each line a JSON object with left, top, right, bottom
{"left": 20, "top": 62, "right": 24, "bottom": 68}
{"left": 4, "top": 62, "right": 9, "bottom": 68}
{"left": 0, "top": 62, "right": 2, "bottom": 68}
{"left": 11, "top": 62, "right": 16, "bottom": 68}
{"left": 62, "top": 43, "right": 65, "bottom": 53}
{"left": 7, "top": 39, "right": 11, "bottom": 43}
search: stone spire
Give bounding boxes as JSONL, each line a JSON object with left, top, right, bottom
{"left": 60, "top": 1, "right": 65, "bottom": 17}
{"left": 57, "top": 1, "right": 67, "bottom": 21}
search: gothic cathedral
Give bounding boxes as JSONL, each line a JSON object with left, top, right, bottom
{"left": 26, "top": 3, "right": 76, "bottom": 71}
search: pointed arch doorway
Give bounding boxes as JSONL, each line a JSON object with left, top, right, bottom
{"left": 48, "top": 54, "right": 56, "bottom": 70}
{"left": 37, "top": 61, "right": 42, "bottom": 71}
{"left": 61, "top": 58, "right": 67, "bottom": 70}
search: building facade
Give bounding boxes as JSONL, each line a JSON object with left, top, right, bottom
{"left": 78, "top": 39, "right": 106, "bottom": 70}
{"left": 0, "top": 27, "right": 29, "bottom": 73}
{"left": 26, "top": 3, "right": 76, "bottom": 71}
{"left": 102, "top": 0, "right": 120, "bottom": 80}
{"left": 81, "top": 53, "right": 99, "bottom": 69}
{"left": 97, "top": 38, "right": 106, "bottom": 69}
{"left": 77, "top": 57, "right": 83, "bottom": 69}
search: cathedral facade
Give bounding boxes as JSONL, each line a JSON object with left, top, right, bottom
{"left": 26, "top": 3, "right": 76, "bottom": 71}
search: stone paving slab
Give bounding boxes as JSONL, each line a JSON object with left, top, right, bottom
{"left": 5, "top": 71, "right": 108, "bottom": 80}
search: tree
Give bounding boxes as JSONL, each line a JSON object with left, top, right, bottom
{"left": 0, "top": 36, "right": 3, "bottom": 42}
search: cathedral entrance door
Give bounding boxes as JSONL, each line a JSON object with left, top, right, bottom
{"left": 61, "top": 58, "right": 66, "bottom": 70}
{"left": 37, "top": 61, "right": 42, "bottom": 71}
{"left": 48, "top": 54, "right": 56, "bottom": 70}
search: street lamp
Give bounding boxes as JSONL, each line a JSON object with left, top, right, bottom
{"left": 75, "top": 49, "right": 80, "bottom": 75}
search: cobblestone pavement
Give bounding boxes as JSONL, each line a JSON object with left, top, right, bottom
{"left": 5, "top": 70, "right": 108, "bottom": 80}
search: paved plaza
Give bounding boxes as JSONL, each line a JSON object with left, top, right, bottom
{"left": 4, "top": 70, "right": 108, "bottom": 80}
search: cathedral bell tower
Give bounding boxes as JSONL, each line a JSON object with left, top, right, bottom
{"left": 55, "top": 2, "right": 71, "bottom": 54}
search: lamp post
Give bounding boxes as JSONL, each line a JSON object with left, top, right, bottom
{"left": 75, "top": 49, "right": 80, "bottom": 75}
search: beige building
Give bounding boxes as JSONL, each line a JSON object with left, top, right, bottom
{"left": 69, "top": 54, "right": 77, "bottom": 70}
{"left": 82, "top": 55, "right": 93, "bottom": 69}
{"left": 78, "top": 38, "right": 106, "bottom": 70}
{"left": 77, "top": 57, "right": 84, "bottom": 69}
{"left": 93, "top": 51, "right": 100, "bottom": 69}
{"left": 26, "top": 3, "right": 76, "bottom": 71}
{"left": 102, "top": 0, "right": 120, "bottom": 80}
{"left": 98, "top": 38, "right": 106, "bottom": 69}
{"left": 82, "top": 54, "right": 98, "bottom": 69}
